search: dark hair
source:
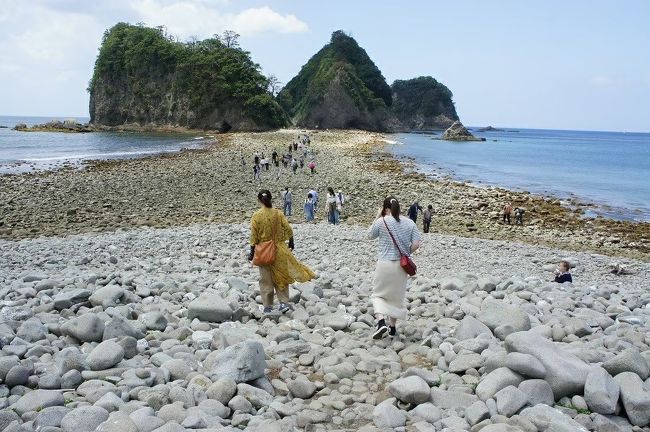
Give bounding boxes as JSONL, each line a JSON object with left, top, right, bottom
{"left": 327, "top": 187, "right": 335, "bottom": 195}
{"left": 428, "top": 205, "right": 433, "bottom": 209}
{"left": 382, "top": 196, "right": 401, "bottom": 221}
{"left": 307, "top": 193, "right": 313, "bottom": 198}
{"left": 560, "top": 260, "right": 571, "bottom": 271}
{"left": 257, "top": 190, "right": 272, "bottom": 208}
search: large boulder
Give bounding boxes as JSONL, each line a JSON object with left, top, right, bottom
{"left": 60, "top": 313, "right": 105, "bottom": 342}
{"left": 13, "top": 390, "right": 65, "bottom": 415}
{"left": 478, "top": 300, "right": 531, "bottom": 340}
{"left": 614, "top": 372, "right": 650, "bottom": 427}
{"left": 387, "top": 376, "right": 430, "bottom": 404}
{"left": 453, "top": 316, "right": 492, "bottom": 340}
{"left": 603, "top": 348, "right": 650, "bottom": 380}
{"left": 61, "top": 405, "right": 110, "bottom": 432}
{"left": 373, "top": 398, "right": 406, "bottom": 429}
{"left": 584, "top": 366, "right": 619, "bottom": 415}
{"left": 205, "top": 341, "right": 266, "bottom": 383}
{"left": 89, "top": 285, "right": 125, "bottom": 308}
{"left": 87, "top": 340, "right": 125, "bottom": 370}
{"left": 476, "top": 367, "right": 524, "bottom": 400}
{"left": 505, "top": 331, "right": 590, "bottom": 399}
{"left": 103, "top": 315, "right": 144, "bottom": 340}
{"left": 187, "top": 293, "right": 233, "bottom": 323}
{"left": 520, "top": 404, "right": 588, "bottom": 432}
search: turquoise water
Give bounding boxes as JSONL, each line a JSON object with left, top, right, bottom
{"left": 388, "top": 128, "right": 650, "bottom": 221}
{"left": 0, "top": 116, "right": 211, "bottom": 174}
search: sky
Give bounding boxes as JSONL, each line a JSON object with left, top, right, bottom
{"left": 1, "top": 0, "right": 649, "bottom": 132}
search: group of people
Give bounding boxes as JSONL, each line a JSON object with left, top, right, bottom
{"left": 246, "top": 135, "right": 318, "bottom": 183}
{"left": 502, "top": 202, "right": 525, "bottom": 225}
{"left": 248, "top": 190, "right": 574, "bottom": 341}
{"left": 248, "top": 191, "right": 419, "bottom": 338}
{"left": 282, "top": 187, "right": 345, "bottom": 224}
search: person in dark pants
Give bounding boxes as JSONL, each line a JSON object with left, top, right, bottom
{"left": 502, "top": 202, "right": 513, "bottom": 224}
{"left": 407, "top": 201, "right": 422, "bottom": 223}
{"left": 553, "top": 260, "right": 573, "bottom": 283}
{"left": 514, "top": 207, "right": 525, "bottom": 225}
{"left": 422, "top": 205, "right": 433, "bottom": 233}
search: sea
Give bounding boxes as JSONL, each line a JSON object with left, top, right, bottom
{"left": 386, "top": 128, "right": 650, "bottom": 222}
{"left": 1, "top": 116, "right": 648, "bottom": 222}
{"left": 0, "top": 115, "right": 212, "bottom": 174}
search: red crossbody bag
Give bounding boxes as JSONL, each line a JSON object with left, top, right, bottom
{"left": 382, "top": 217, "right": 417, "bottom": 276}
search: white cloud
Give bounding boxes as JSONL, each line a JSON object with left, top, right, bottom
{"left": 130, "top": 0, "right": 308, "bottom": 40}
{"left": 0, "top": 0, "right": 308, "bottom": 115}
{"left": 230, "top": 7, "right": 309, "bottom": 36}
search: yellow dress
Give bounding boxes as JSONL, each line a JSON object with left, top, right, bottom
{"left": 249, "top": 207, "right": 315, "bottom": 288}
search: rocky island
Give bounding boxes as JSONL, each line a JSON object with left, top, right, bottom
{"left": 13, "top": 120, "right": 94, "bottom": 133}
{"left": 88, "top": 23, "right": 287, "bottom": 132}
{"left": 278, "top": 31, "right": 460, "bottom": 132}
{"left": 442, "top": 121, "right": 486, "bottom": 141}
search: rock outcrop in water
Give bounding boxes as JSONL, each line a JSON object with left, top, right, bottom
{"left": 13, "top": 120, "right": 93, "bottom": 133}
{"left": 391, "top": 76, "right": 459, "bottom": 130}
{"left": 442, "top": 120, "right": 486, "bottom": 141}
{"left": 88, "top": 23, "right": 287, "bottom": 132}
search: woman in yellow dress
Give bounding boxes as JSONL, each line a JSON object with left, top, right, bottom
{"left": 248, "top": 189, "right": 316, "bottom": 313}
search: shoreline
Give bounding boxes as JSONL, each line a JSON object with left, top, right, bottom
{"left": 390, "top": 150, "right": 646, "bottom": 224}
{"left": 0, "top": 128, "right": 648, "bottom": 260}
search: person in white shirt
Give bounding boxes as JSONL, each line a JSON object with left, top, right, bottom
{"left": 367, "top": 196, "right": 422, "bottom": 339}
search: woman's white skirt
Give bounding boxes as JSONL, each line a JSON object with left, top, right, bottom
{"left": 371, "top": 260, "right": 408, "bottom": 319}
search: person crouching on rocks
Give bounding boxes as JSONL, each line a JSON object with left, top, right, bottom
{"left": 248, "top": 190, "right": 315, "bottom": 314}
{"left": 368, "top": 196, "right": 422, "bottom": 339}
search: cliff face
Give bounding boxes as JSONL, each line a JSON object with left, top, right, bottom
{"left": 89, "top": 23, "right": 286, "bottom": 131}
{"left": 277, "top": 31, "right": 393, "bottom": 131}
{"left": 391, "top": 76, "right": 459, "bottom": 130}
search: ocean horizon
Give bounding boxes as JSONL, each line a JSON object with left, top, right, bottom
{"left": 388, "top": 127, "right": 650, "bottom": 222}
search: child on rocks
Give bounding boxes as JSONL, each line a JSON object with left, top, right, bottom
{"left": 553, "top": 260, "right": 573, "bottom": 283}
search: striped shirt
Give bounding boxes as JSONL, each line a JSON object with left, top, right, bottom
{"left": 368, "top": 216, "right": 421, "bottom": 261}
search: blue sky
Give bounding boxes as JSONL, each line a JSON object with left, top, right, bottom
{"left": 1, "top": 0, "right": 649, "bottom": 131}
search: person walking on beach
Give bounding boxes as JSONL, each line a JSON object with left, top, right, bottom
{"left": 553, "top": 260, "right": 573, "bottom": 284}
{"left": 271, "top": 150, "right": 278, "bottom": 167}
{"left": 291, "top": 158, "right": 299, "bottom": 174}
{"left": 336, "top": 190, "right": 345, "bottom": 223}
{"left": 308, "top": 161, "right": 316, "bottom": 174}
{"left": 423, "top": 205, "right": 433, "bottom": 233}
{"left": 308, "top": 188, "right": 319, "bottom": 213}
{"left": 503, "top": 202, "right": 513, "bottom": 224}
{"left": 282, "top": 187, "right": 292, "bottom": 216}
{"left": 253, "top": 164, "right": 262, "bottom": 182}
{"left": 407, "top": 201, "right": 422, "bottom": 223}
{"left": 514, "top": 207, "right": 525, "bottom": 225}
{"left": 248, "top": 190, "right": 315, "bottom": 313}
{"left": 368, "top": 196, "right": 422, "bottom": 339}
{"left": 326, "top": 187, "right": 340, "bottom": 225}
{"left": 304, "top": 193, "right": 315, "bottom": 222}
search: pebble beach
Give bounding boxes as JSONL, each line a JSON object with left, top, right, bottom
{"left": 1, "top": 129, "right": 650, "bottom": 432}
